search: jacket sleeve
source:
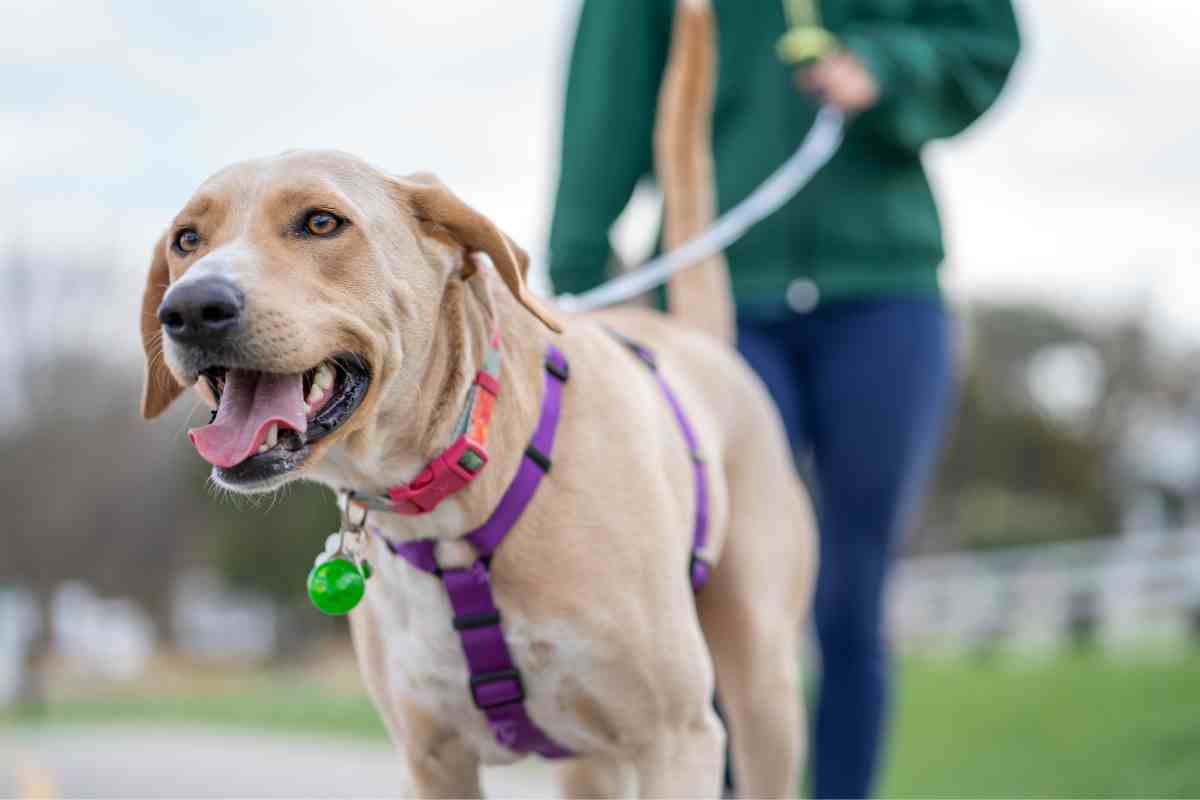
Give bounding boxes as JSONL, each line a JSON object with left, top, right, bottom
{"left": 547, "top": 0, "right": 673, "bottom": 296}
{"left": 840, "top": 0, "right": 1021, "bottom": 152}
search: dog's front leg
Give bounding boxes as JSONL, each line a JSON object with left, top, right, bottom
{"left": 558, "top": 754, "right": 627, "bottom": 798}
{"left": 398, "top": 716, "right": 483, "bottom": 798}
{"left": 634, "top": 706, "right": 726, "bottom": 798}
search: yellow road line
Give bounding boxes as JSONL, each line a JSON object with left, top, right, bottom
{"left": 14, "top": 752, "right": 58, "bottom": 800}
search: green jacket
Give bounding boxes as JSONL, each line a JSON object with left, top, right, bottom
{"left": 548, "top": 0, "right": 1020, "bottom": 312}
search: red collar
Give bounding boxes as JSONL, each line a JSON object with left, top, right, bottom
{"left": 349, "top": 333, "right": 502, "bottom": 515}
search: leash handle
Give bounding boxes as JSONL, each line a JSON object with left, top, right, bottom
{"left": 555, "top": 105, "right": 844, "bottom": 313}
{"left": 777, "top": 0, "right": 839, "bottom": 64}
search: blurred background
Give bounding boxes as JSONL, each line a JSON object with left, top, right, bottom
{"left": 2, "top": 1, "right": 1199, "bottom": 797}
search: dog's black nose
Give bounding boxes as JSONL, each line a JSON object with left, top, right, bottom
{"left": 157, "top": 277, "right": 244, "bottom": 345}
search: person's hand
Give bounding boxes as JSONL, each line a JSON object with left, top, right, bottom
{"left": 796, "top": 50, "right": 880, "bottom": 114}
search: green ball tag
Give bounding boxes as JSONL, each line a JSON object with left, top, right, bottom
{"left": 307, "top": 556, "right": 365, "bottom": 615}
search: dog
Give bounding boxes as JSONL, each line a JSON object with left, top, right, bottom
{"left": 138, "top": 1, "right": 815, "bottom": 795}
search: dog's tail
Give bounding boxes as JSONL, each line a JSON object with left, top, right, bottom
{"left": 654, "top": 0, "right": 734, "bottom": 344}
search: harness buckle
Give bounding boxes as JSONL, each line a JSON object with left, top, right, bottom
{"left": 453, "top": 609, "right": 501, "bottom": 631}
{"left": 524, "top": 444, "right": 552, "bottom": 473}
{"left": 545, "top": 355, "right": 570, "bottom": 383}
{"left": 387, "top": 437, "right": 489, "bottom": 514}
{"left": 469, "top": 667, "right": 525, "bottom": 710}
{"left": 690, "top": 553, "right": 711, "bottom": 592}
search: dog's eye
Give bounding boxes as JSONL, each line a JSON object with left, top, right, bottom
{"left": 174, "top": 229, "right": 201, "bottom": 254}
{"left": 305, "top": 211, "right": 341, "bottom": 237}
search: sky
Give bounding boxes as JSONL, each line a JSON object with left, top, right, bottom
{"left": 1, "top": 0, "right": 1198, "bottom": 352}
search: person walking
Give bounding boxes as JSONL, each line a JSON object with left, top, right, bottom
{"left": 548, "top": 1, "right": 1020, "bottom": 796}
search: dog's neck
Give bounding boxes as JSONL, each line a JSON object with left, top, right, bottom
{"left": 315, "top": 268, "right": 553, "bottom": 544}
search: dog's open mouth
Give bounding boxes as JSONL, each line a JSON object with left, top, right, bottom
{"left": 187, "top": 354, "right": 370, "bottom": 486}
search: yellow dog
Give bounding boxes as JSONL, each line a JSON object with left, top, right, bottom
{"left": 139, "top": 1, "right": 814, "bottom": 795}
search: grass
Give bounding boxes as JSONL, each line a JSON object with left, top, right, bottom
{"left": 5, "top": 649, "right": 1200, "bottom": 797}
{"left": 880, "top": 648, "right": 1200, "bottom": 798}
{"left": 2, "top": 675, "right": 388, "bottom": 741}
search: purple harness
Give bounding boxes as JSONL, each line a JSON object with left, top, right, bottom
{"left": 382, "top": 340, "right": 710, "bottom": 758}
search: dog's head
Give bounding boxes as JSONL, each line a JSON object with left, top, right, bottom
{"left": 140, "top": 149, "right": 560, "bottom": 493}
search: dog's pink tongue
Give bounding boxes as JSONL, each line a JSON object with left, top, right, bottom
{"left": 188, "top": 370, "right": 307, "bottom": 468}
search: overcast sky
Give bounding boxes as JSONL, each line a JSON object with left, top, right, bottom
{"left": 2, "top": 0, "right": 1197, "bottom": 350}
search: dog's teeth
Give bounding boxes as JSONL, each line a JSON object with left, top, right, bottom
{"left": 257, "top": 443, "right": 269, "bottom": 454}
{"left": 304, "top": 402, "right": 312, "bottom": 415}
{"left": 315, "top": 363, "right": 335, "bottom": 391}
{"left": 306, "top": 384, "right": 324, "bottom": 404}
{"left": 266, "top": 423, "right": 279, "bottom": 448}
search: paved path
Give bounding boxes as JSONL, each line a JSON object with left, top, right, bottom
{"left": 0, "top": 725, "right": 561, "bottom": 798}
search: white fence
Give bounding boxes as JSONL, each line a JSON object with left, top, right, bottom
{"left": 52, "top": 582, "right": 157, "bottom": 679}
{"left": 890, "top": 528, "right": 1200, "bottom": 651}
{"left": 0, "top": 572, "right": 278, "bottom": 708}
{"left": 4, "top": 531, "right": 1197, "bottom": 707}
{"left": 0, "top": 587, "right": 39, "bottom": 705}
{"left": 172, "top": 570, "right": 278, "bottom": 663}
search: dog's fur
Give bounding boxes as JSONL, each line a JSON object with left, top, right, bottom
{"left": 139, "top": 2, "right": 815, "bottom": 795}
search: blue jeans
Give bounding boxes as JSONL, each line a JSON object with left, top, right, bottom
{"left": 737, "top": 296, "right": 954, "bottom": 799}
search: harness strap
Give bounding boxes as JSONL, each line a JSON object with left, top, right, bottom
{"left": 614, "top": 336, "right": 712, "bottom": 591}
{"left": 379, "top": 337, "right": 710, "bottom": 760}
{"left": 383, "top": 345, "right": 572, "bottom": 758}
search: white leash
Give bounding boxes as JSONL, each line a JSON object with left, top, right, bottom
{"left": 556, "top": 105, "right": 845, "bottom": 312}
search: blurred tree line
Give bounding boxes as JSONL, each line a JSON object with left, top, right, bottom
{"left": 917, "top": 302, "right": 1200, "bottom": 554}
{"left": 2, "top": 252, "right": 1199, "bottom": 701}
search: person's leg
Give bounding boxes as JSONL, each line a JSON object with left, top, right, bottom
{"left": 805, "top": 297, "right": 954, "bottom": 799}
{"left": 736, "top": 316, "right": 808, "bottom": 449}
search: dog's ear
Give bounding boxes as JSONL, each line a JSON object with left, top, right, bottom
{"left": 406, "top": 180, "right": 562, "bottom": 333}
{"left": 139, "top": 232, "right": 185, "bottom": 418}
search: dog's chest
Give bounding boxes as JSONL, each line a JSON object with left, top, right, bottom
{"left": 362, "top": 549, "right": 609, "bottom": 763}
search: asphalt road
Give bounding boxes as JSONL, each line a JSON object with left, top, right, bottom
{"left": 0, "top": 725, "right": 561, "bottom": 798}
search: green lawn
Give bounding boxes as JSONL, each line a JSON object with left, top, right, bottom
{"left": 3, "top": 676, "right": 388, "bottom": 741}
{"left": 5, "top": 650, "right": 1199, "bottom": 797}
{"left": 880, "top": 649, "right": 1200, "bottom": 798}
